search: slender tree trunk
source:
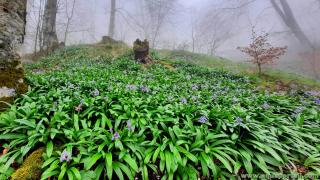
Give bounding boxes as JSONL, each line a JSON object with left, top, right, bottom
{"left": 41, "top": 0, "right": 59, "bottom": 53}
{"left": 270, "top": 0, "right": 314, "bottom": 49}
{"left": 0, "top": 0, "right": 28, "bottom": 110}
{"left": 108, "top": 0, "right": 116, "bottom": 38}
{"left": 64, "top": 0, "right": 76, "bottom": 43}
{"left": 34, "top": 0, "right": 44, "bottom": 56}
{"left": 258, "top": 63, "right": 262, "bottom": 76}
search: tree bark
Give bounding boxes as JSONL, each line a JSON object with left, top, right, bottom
{"left": 133, "top": 39, "right": 152, "bottom": 64}
{"left": 41, "top": 0, "right": 59, "bottom": 53}
{"left": 0, "top": 0, "right": 28, "bottom": 110}
{"left": 108, "top": 0, "right": 116, "bottom": 38}
{"left": 270, "top": 0, "right": 314, "bottom": 49}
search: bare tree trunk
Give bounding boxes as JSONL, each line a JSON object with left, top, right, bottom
{"left": 270, "top": 0, "right": 314, "bottom": 49}
{"left": 108, "top": 0, "right": 116, "bottom": 38}
{"left": 41, "top": 0, "right": 59, "bottom": 53}
{"left": 34, "top": 0, "right": 44, "bottom": 56}
{"left": 64, "top": 0, "right": 76, "bottom": 43}
{"left": 258, "top": 63, "right": 262, "bottom": 76}
{"left": 0, "top": 0, "right": 28, "bottom": 110}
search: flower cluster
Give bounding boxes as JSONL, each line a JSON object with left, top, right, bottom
{"left": 180, "top": 98, "right": 187, "bottom": 104}
{"left": 234, "top": 117, "right": 244, "bottom": 127}
{"left": 140, "top": 86, "right": 150, "bottom": 93}
{"left": 191, "top": 84, "right": 199, "bottom": 91}
{"left": 198, "top": 116, "right": 208, "bottom": 123}
{"left": 127, "top": 120, "right": 133, "bottom": 131}
{"left": 111, "top": 132, "right": 120, "bottom": 141}
{"left": 261, "top": 102, "right": 270, "bottom": 110}
{"left": 60, "top": 150, "right": 72, "bottom": 162}
{"left": 126, "top": 84, "right": 137, "bottom": 91}
{"left": 92, "top": 89, "right": 100, "bottom": 96}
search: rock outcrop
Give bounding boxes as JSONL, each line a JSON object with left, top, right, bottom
{"left": 0, "top": 0, "right": 28, "bottom": 110}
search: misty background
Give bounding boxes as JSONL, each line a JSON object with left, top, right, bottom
{"left": 22, "top": 0, "right": 320, "bottom": 80}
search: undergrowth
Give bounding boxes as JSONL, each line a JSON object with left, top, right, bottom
{"left": 0, "top": 46, "right": 320, "bottom": 179}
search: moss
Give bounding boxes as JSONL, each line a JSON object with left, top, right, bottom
{"left": 11, "top": 148, "right": 44, "bottom": 180}
{"left": 133, "top": 39, "right": 149, "bottom": 51}
{"left": 0, "top": 60, "right": 28, "bottom": 111}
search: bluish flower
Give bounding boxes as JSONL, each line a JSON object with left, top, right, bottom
{"left": 262, "top": 102, "right": 270, "bottom": 110}
{"left": 211, "top": 94, "right": 217, "bottom": 101}
{"left": 294, "top": 107, "right": 303, "bottom": 114}
{"left": 109, "top": 128, "right": 113, "bottom": 133}
{"left": 127, "top": 120, "right": 133, "bottom": 131}
{"left": 140, "top": 86, "right": 149, "bottom": 93}
{"left": 234, "top": 117, "right": 243, "bottom": 126}
{"left": 300, "top": 98, "right": 308, "bottom": 105}
{"left": 180, "top": 98, "right": 187, "bottom": 104}
{"left": 111, "top": 132, "right": 120, "bottom": 141}
{"left": 126, "top": 84, "right": 137, "bottom": 91}
{"left": 191, "top": 84, "right": 199, "bottom": 90}
{"left": 315, "top": 99, "right": 320, "bottom": 105}
{"left": 92, "top": 89, "right": 100, "bottom": 96}
{"left": 60, "top": 150, "right": 72, "bottom": 162}
{"left": 199, "top": 116, "right": 207, "bottom": 123}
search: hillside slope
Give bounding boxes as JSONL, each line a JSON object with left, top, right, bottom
{"left": 0, "top": 45, "right": 320, "bottom": 179}
{"left": 160, "top": 50, "right": 320, "bottom": 89}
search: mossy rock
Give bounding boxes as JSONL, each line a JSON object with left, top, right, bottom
{"left": 11, "top": 148, "right": 44, "bottom": 180}
{"left": 0, "top": 60, "right": 28, "bottom": 111}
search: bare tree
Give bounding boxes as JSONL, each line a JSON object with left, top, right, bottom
{"left": 33, "top": 0, "right": 44, "bottom": 55}
{"left": 108, "top": 0, "right": 116, "bottom": 38}
{"left": 63, "top": 0, "right": 76, "bottom": 43}
{"left": 145, "top": 0, "right": 177, "bottom": 48}
{"left": 270, "top": 0, "right": 314, "bottom": 49}
{"left": 195, "top": 7, "right": 236, "bottom": 56}
{"left": 41, "top": 0, "right": 59, "bottom": 53}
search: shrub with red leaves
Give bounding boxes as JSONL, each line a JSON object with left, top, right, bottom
{"left": 238, "top": 29, "right": 287, "bottom": 75}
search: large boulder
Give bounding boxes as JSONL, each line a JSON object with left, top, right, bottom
{"left": 0, "top": 0, "right": 28, "bottom": 110}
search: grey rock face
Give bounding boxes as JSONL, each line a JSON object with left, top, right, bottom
{"left": 0, "top": 0, "right": 27, "bottom": 106}
{"left": 0, "top": 0, "right": 27, "bottom": 65}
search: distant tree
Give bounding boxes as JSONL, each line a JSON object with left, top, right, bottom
{"left": 270, "top": 0, "right": 314, "bottom": 49}
{"left": 33, "top": 0, "right": 45, "bottom": 55}
{"left": 144, "top": 0, "right": 177, "bottom": 48}
{"left": 238, "top": 29, "right": 287, "bottom": 75}
{"left": 41, "top": 0, "right": 59, "bottom": 53}
{"left": 63, "top": 0, "right": 76, "bottom": 43}
{"left": 108, "top": 0, "right": 116, "bottom": 38}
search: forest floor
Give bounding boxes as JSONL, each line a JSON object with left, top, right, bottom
{"left": 1, "top": 43, "right": 320, "bottom": 179}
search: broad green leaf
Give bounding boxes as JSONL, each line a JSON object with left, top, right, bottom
{"left": 123, "top": 154, "right": 139, "bottom": 172}
{"left": 46, "top": 141, "right": 53, "bottom": 158}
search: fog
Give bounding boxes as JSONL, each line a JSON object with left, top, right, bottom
{"left": 23, "top": 0, "right": 320, "bottom": 79}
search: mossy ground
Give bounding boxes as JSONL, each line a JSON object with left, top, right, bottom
{"left": 11, "top": 148, "right": 44, "bottom": 180}
{"left": 0, "top": 60, "right": 28, "bottom": 111}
